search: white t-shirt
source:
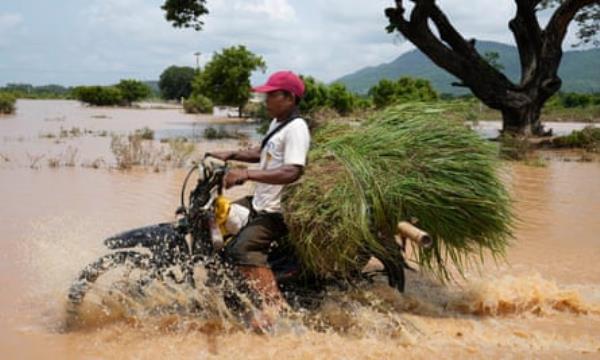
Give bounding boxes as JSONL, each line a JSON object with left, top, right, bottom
{"left": 252, "top": 117, "right": 310, "bottom": 213}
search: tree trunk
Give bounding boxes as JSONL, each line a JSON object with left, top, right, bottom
{"left": 500, "top": 101, "right": 546, "bottom": 136}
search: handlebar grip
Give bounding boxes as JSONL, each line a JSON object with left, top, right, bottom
{"left": 397, "top": 221, "right": 433, "bottom": 248}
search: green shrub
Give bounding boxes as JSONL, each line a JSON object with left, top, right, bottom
{"left": 369, "top": 77, "right": 438, "bottom": 109}
{"left": 552, "top": 126, "right": 600, "bottom": 152}
{"left": 203, "top": 126, "right": 244, "bottom": 140}
{"left": 72, "top": 86, "right": 124, "bottom": 106}
{"left": 184, "top": 94, "right": 213, "bottom": 114}
{"left": 133, "top": 126, "right": 155, "bottom": 140}
{"left": 499, "top": 134, "right": 531, "bottom": 160}
{"left": 327, "top": 83, "right": 355, "bottom": 116}
{"left": 0, "top": 92, "right": 17, "bottom": 114}
{"left": 116, "top": 79, "right": 151, "bottom": 105}
{"left": 354, "top": 97, "right": 373, "bottom": 111}
{"left": 167, "top": 138, "right": 196, "bottom": 167}
{"left": 560, "top": 92, "right": 592, "bottom": 108}
{"left": 299, "top": 76, "right": 330, "bottom": 114}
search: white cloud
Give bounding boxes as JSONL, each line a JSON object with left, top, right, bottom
{"left": 0, "top": 12, "right": 24, "bottom": 47}
{"left": 0, "top": 1, "right": 589, "bottom": 86}
{"left": 0, "top": 12, "right": 22, "bottom": 28}
{"left": 234, "top": 0, "right": 296, "bottom": 21}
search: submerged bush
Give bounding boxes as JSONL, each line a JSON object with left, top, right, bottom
{"left": 133, "top": 126, "right": 155, "bottom": 140}
{"left": 167, "top": 138, "right": 196, "bottom": 167}
{"left": 184, "top": 94, "right": 213, "bottom": 114}
{"left": 0, "top": 92, "right": 17, "bottom": 114}
{"left": 499, "top": 134, "right": 532, "bottom": 160}
{"left": 72, "top": 86, "right": 124, "bottom": 106}
{"left": 551, "top": 126, "right": 600, "bottom": 152}
{"left": 203, "top": 126, "right": 245, "bottom": 140}
{"left": 110, "top": 133, "right": 160, "bottom": 169}
{"left": 116, "top": 79, "right": 151, "bottom": 105}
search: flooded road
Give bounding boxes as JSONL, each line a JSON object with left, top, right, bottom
{"left": 1, "top": 100, "right": 600, "bottom": 358}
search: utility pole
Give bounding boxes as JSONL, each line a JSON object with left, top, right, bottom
{"left": 194, "top": 52, "right": 201, "bottom": 72}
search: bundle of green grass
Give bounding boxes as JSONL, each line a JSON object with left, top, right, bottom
{"left": 282, "top": 103, "right": 513, "bottom": 280}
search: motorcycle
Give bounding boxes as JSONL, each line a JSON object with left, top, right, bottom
{"left": 66, "top": 155, "right": 431, "bottom": 327}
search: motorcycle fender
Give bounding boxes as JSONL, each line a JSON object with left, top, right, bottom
{"left": 104, "top": 223, "right": 189, "bottom": 255}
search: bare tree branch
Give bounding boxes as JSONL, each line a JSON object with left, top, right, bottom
{"left": 386, "top": 0, "right": 515, "bottom": 108}
{"left": 509, "top": 0, "right": 543, "bottom": 85}
{"left": 427, "top": 4, "right": 475, "bottom": 55}
{"left": 545, "top": 0, "right": 597, "bottom": 45}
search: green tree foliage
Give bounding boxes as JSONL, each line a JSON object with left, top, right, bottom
{"left": 116, "top": 79, "right": 152, "bottom": 105}
{"left": 369, "top": 77, "right": 438, "bottom": 109}
{"left": 72, "top": 86, "right": 123, "bottom": 106}
{"left": 183, "top": 94, "right": 213, "bottom": 113}
{"left": 159, "top": 65, "right": 196, "bottom": 100}
{"left": 558, "top": 92, "right": 600, "bottom": 108}
{"left": 299, "top": 76, "right": 370, "bottom": 116}
{"left": 192, "top": 45, "right": 266, "bottom": 116}
{"left": 327, "top": 83, "right": 355, "bottom": 115}
{"left": 539, "top": 0, "right": 600, "bottom": 47}
{"left": 162, "top": 0, "right": 208, "bottom": 31}
{"left": 299, "top": 76, "right": 330, "bottom": 113}
{"left": 369, "top": 79, "right": 397, "bottom": 109}
{"left": 0, "top": 92, "right": 17, "bottom": 114}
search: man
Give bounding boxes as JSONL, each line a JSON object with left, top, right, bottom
{"left": 209, "top": 70, "right": 310, "bottom": 330}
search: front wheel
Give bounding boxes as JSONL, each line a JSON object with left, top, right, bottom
{"left": 66, "top": 251, "right": 153, "bottom": 327}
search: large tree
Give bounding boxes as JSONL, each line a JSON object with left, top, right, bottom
{"left": 385, "top": 0, "right": 599, "bottom": 135}
{"left": 159, "top": 65, "right": 196, "bottom": 100}
{"left": 161, "top": 0, "right": 599, "bottom": 134}
{"left": 192, "top": 45, "right": 266, "bottom": 116}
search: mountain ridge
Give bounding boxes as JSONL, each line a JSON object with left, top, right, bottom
{"left": 334, "top": 41, "right": 600, "bottom": 95}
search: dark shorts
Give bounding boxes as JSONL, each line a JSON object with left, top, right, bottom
{"left": 224, "top": 196, "right": 288, "bottom": 267}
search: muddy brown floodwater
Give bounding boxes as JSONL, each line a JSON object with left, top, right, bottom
{"left": 1, "top": 100, "right": 600, "bottom": 359}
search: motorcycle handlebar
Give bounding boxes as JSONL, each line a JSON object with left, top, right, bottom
{"left": 397, "top": 221, "right": 433, "bottom": 248}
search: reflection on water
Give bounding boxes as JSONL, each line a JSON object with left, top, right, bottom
{"left": 1, "top": 100, "right": 600, "bottom": 358}
{"left": 470, "top": 120, "right": 597, "bottom": 139}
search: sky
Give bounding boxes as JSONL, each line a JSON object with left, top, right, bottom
{"left": 0, "top": 0, "right": 586, "bottom": 87}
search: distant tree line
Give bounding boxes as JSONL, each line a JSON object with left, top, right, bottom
{"left": 553, "top": 92, "right": 600, "bottom": 108}
{"left": 0, "top": 83, "right": 71, "bottom": 99}
{"left": 155, "top": 44, "right": 442, "bottom": 118}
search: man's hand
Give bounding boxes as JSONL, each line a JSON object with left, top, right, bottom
{"left": 207, "top": 151, "right": 235, "bottom": 161}
{"left": 224, "top": 168, "right": 250, "bottom": 189}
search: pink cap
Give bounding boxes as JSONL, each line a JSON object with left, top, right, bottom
{"left": 253, "top": 70, "right": 305, "bottom": 98}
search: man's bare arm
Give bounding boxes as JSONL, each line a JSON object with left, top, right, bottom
{"left": 248, "top": 165, "right": 303, "bottom": 185}
{"left": 224, "top": 165, "right": 303, "bottom": 188}
{"left": 209, "top": 147, "right": 261, "bottom": 163}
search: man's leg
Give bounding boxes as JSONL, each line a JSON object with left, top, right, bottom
{"left": 238, "top": 265, "right": 286, "bottom": 310}
{"left": 224, "top": 212, "right": 288, "bottom": 329}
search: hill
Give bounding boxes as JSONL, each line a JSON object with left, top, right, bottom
{"left": 335, "top": 41, "right": 600, "bottom": 95}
